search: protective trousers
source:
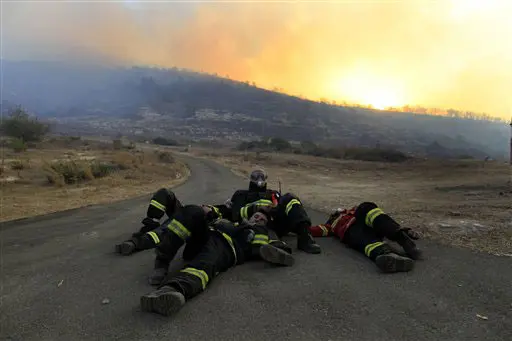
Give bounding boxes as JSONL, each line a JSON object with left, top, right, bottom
{"left": 161, "top": 231, "right": 238, "bottom": 300}
{"left": 154, "top": 205, "right": 210, "bottom": 270}
{"left": 342, "top": 221, "right": 394, "bottom": 261}
{"left": 273, "top": 193, "right": 313, "bottom": 237}
{"left": 131, "top": 188, "right": 183, "bottom": 251}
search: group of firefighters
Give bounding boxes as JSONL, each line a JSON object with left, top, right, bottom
{"left": 114, "top": 168, "right": 423, "bottom": 317}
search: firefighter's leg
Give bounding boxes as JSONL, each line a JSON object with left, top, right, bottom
{"left": 268, "top": 229, "right": 292, "bottom": 254}
{"left": 343, "top": 222, "right": 414, "bottom": 273}
{"left": 115, "top": 188, "right": 182, "bottom": 255}
{"left": 275, "top": 193, "right": 321, "bottom": 254}
{"left": 149, "top": 205, "right": 209, "bottom": 286}
{"left": 248, "top": 225, "right": 294, "bottom": 266}
{"left": 355, "top": 202, "right": 423, "bottom": 260}
{"left": 141, "top": 234, "right": 235, "bottom": 317}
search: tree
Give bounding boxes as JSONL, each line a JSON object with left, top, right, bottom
{"left": 0, "top": 107, "right": 50, "bottom": 143}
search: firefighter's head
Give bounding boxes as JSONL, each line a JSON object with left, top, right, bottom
{"left": 249, "top": 168, "right": 268, "bottom": 191}
{"left": 248, "top": 211, "right": 269, "bottom": 227}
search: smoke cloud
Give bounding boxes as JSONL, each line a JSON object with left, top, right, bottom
{"left": 2, "top": 0, "right": 511, "bottom": 118}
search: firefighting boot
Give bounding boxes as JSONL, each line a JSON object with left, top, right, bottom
{"left": 259, "top": 244, "right": 295, "bottom": 266}
{"left": 375, "top": 253, "right": 415, "bottom": 273}
{"left": 296, "top": 223, "right": 322, "bottom": 254}
{"left": 269, "top": 240, "right": 293, "bottom": 254}
{"left": 394, "top": 230, "right": 423, "bottom": 260}
{"left": 115, "top": 240, "right": 137, "bottom": 255}
{"left": 140, "top": 286, "right": 186, "bottom": 317}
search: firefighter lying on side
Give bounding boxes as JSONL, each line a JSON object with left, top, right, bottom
{"left": 309, "top": 202, "right": 423, "bottom": 273}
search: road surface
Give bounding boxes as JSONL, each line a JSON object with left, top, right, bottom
{"left": 1, "top": 156, "right": 510, "bottom": 341}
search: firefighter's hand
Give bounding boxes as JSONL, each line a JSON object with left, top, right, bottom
{"left": 404, "top": 228, "right": 421, "bottom": 240}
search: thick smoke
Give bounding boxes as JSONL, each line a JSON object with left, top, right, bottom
{"left": 2, "top": 0, "right": 511, "bottom": 118}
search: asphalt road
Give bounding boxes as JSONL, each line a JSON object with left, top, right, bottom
{"left": 1, "top": 156, "right": 510, "bottom": 341}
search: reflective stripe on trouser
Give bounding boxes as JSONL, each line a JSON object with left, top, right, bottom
{"left": 285, "top": 199, "right": 301, "bottom": 215}
{"left": 167, "top": 219, "right": 192, "bottom": 240}
{"left": 365, "top": 208, "right": 384, "bottom": 227}
{"left": 150, "top": 199, "right": 167, "bottom": 212}
{"left": 319, "top": 224, "right": 330, "bottom": 236}
{"left": 251, "top": 233, "right": 269, "bottom": 245}
{"left": 180, "top": 267, "right": 209, "bottom": 290}
{"left": 146, "top": 231, "right": 160, "bottom": 245}
{"left": 364, "top": 241, "right": 385, "bottom": 258}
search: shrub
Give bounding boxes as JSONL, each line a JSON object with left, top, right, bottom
{"left": 343, "top": 147, "right": 409, "bottom": 163}
{"left": 10, "top": 160, "right": 28, "bottom": 170}
{"left": 0, "top": 107, "right": 50, "bottom": 143}
{"left": 45, "top": 160, "right": 123, "bottom": 185}
{"left": 112, "top": 139, "right": 123, "bottom": 150}
{"left": 10, "top": 138, "right": 27, "bottom": 153}
{"left": 153, "top": 137, "right": 179, "bottom": 146}
{"left": 157, "top": 151, "right": 175, "bottom": 163}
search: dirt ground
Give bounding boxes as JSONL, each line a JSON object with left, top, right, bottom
{"left": 0, "top": 138, "right": 189, "bottom": 222}
{"left": 185, "top": 147, "right": 512, "bottom": 256}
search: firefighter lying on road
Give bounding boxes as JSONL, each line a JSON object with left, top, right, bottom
{"left": 228, "top": 168, "right": 322, "bottom": 254}
{"left": 114, "top": 188, "right": 230, "bottom": 256}
{"left": 308, "top": 202, "right": 423, "bottom": 273}
{"left": 140, "top": 210, "right": 294, "bottom": 317}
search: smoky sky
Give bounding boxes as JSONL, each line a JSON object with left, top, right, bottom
{"left": 2, "top": 0, "right": 511, "bottom": 118}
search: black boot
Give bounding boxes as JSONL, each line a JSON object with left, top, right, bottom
{"left": 394, "top": 230, "right": 423, "bottom": 260}
{"left": 296, "top": 224, "right": 321, "bottom": 254}
{"left": 140, "top": 286, "right": 186, "bottom": 317}
{"left": 115, "top": 240, "right": 137, "bottom": 255}
{"left": 375, "top": 253, "right": 414, "bottom": 273}
{"left": 259, "top": 244, "right": 295, "bottom": 266}
{"left": 269, "top": 240, "right": 293, "bottom": 254}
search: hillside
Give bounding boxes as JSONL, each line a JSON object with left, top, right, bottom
{"left": 2, "top": 60, "right": 509, "bottom": 159}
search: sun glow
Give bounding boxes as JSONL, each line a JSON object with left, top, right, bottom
{"left": 325, "top": 69, "right": 406, "bottom": 110}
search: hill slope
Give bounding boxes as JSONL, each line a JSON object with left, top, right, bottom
{"left": 2, "top": 60, "right": 509, "bottom": 159}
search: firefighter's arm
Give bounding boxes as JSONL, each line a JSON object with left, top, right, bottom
{"left": 308, "top": 224, "right": 332, "bottom": 237}
{"left": 239, "top": 199, "right": 277, "bottom": 221}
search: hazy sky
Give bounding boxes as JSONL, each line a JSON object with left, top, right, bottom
{"left": 2, "top": 0, "right": 511, "bottom": 118}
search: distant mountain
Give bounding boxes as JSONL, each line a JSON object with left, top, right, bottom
{"left": 2, "top": 60, "right": 509, "bottom": 159}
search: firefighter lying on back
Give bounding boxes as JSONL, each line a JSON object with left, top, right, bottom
{"left": 140, "top": 210, "right": 294, "bottom": 317}
{"left": 229, "top": 168, "right": 322, "bottom": 254}
{"left": 308, "top": 202, "right": 423, "bottom": 273}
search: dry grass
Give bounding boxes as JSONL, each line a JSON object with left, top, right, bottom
{"left": 0, "top": 138, "right": 189, "bottom": 222}
{"left": 185, "top": 147, "right": 512, "bottom": 256}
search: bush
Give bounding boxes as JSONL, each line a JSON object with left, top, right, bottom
{"left": 112, "top": 139, "right": 123, "bottom": 150}
{"left": 157, "top": 151, "right": 175, "bottom": 163}
{"left": 45, "top": 160, "right": 124, "bottom": 185}
{"left": 10, "top": 160, "right": 28, "bottom": 170}
{"left": 153, "top": 137, "right": 179, "bottom": 146}
{"left": 343, "top": 147, "right": 409, "bottom": 163}
{"left": 0, "top": 107, "right": 50, "bottom": 143}
{"left": 10, "top": 138, "right": 27, "bottom": 153}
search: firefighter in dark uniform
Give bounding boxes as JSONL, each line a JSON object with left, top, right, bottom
{"left": 140, "top": 211, "right": 295, "bottom": 317}
{"left": 308, "top": 201, "right": 423, "bottom": 273}
{"left": 148, "top": 203, "right": 292, "bottom": 286}
{"left": 229, "top": 168, "right": 321, "bottom": 254}
{"left": 114, "top": 188, "right": 230, "bottom": 256}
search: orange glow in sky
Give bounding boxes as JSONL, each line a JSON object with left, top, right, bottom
{"left": 3, "top": 0, "right": 512, "bottom": 118}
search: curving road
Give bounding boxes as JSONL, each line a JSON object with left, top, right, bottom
{"left": 1, "top": 156, "right": 510, "bottom": 341}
